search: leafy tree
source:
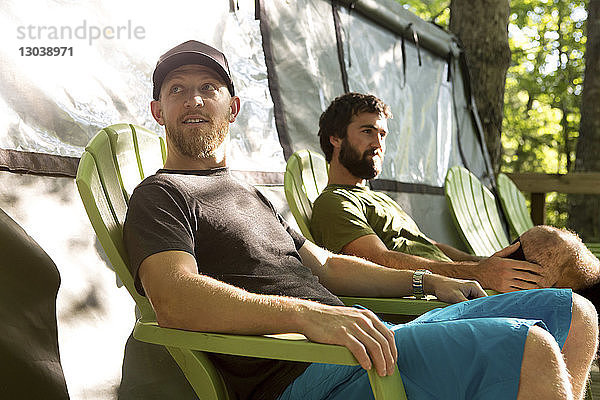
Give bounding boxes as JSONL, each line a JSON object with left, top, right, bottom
{"left": 400, "top": 0, "right": 589, "bottom": 228}
{"left": 396, "top": 0, "right": 450, "bottom": 27}
{"left": 503, "top": 0, "right": 587, "bottom": 228}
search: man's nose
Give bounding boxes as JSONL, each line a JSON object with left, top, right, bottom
{"left": 185, "top": 95, "right": 204, "bottom": 108}
{"left": 373, "top": 133, "right": 384, "bottom": 149}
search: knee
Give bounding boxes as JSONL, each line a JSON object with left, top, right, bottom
{"left": 571, "top": 293, "right": 598, "bottom": 340}
{"left": 522, "top": 325, "right": 567, "bottom": 376}
{"left": 520, "top": 325, "right": 572, "bottom": 400}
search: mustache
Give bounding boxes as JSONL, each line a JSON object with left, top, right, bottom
{"left": 363, "top": 148, "right": 383, "bottom": 159}
{"left": 179, "top": 113, "right": 212, "bottom": 123}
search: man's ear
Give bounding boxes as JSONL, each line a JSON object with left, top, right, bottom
{"left": 150, "top": 100, "right": 165, "bottom": 125}
{"left": 228, "top": 96, "right": 241, "bottom": 123}
{"left": 329, "top": 134, "right": 343, "bottom": 149}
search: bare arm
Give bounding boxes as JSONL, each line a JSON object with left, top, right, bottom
{"left": 433, "top": 241, "right": 483, "bottom": 262}
{"left": 139, "top": 250, "right": 397, "bottom": 376}
{"left": 298, "top": 239, "right": 486, "bottom": 304}
{"left": 342, "top": 234, "right": 550, "bottom": 293}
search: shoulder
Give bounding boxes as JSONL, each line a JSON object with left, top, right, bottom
{"left": 313, "top": 185, "right": 372, "bottom": 214}
{"left": 131, "top": 172, "right": 197, "bottom": 203}
{"left": 127, "top": 173, "right": 198, "bottom": 223}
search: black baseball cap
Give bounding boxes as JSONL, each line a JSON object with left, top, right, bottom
{"left": 152, "top": 40, "right": 235, "bottom": 100}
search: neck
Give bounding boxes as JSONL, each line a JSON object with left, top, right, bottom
{"left": 164, "top": 143, "right": 227, "bottom": 170}
{"left": 327, "top": 157, "right": 366, "bottom": 186}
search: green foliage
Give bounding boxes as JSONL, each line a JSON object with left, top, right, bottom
{"left": 398, "top": 0, "right": 588, "bottom": 228}
{"left": 502, "top": 0, "right": 587, "bottom": 227}
{"left": 395, "top": 0, "right": 450, "bottom": 28}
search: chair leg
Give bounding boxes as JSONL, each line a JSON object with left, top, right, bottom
{"left": 166, "top": 346, "right": 231, "bottom": 400}
{"left": 367, "top": 367, "right": 408, "bottom": 400}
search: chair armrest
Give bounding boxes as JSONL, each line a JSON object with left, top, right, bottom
{"left": 338, "top": 296, "right": 447, "bottom": 315}
{"left": 133, "top": 320, "right": 358, "bottom": 365}
{"left": 339, "top": 290, "right": 498, "bottom": 315}
{"left": 133, "top": 320, "right": 408, "bottom": 400}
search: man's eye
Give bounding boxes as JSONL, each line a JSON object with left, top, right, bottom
{"left": 201, "top": 83, "right": 217, "bottom": 91}
{"left": 171, "top": 86, "right": 182, "bottom": 94}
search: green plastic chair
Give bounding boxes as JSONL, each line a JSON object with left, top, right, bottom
{"left": 447, "top": 166, "right": 599, "bottom": 399}
{"left": 444, "top": 166, "right": 510, "bottom": 256}
{"left": 284, "top": 149, "right": 455, "bottom": 315}
{"left": 496, "top": 173, "right": 535, "bottom": 239}
{"left": 76, "top": 124, "right": 408, "bottom": 400}
{"left": 284, "top": 149, "right": 329, "bottom": 243}
{"left": 497, "top": 172, "right": 600, "bottom": 259}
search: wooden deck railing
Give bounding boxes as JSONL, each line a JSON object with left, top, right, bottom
{"left": 505, "top": 172, "right": 600, "bottom": 225}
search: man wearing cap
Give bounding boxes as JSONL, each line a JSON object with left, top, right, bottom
{"left": 122, "top": 40, "right": 598, "bottom": 400}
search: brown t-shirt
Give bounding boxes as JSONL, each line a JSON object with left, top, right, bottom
{"left": 124, "top": 168, "right": 343, "bottom": 400}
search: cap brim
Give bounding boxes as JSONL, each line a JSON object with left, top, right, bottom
{"left": 152, "top": 52, "right": 234, "bottom": 100}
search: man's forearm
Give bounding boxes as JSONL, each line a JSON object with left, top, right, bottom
{"left": 140, "top": 251, "right": 321, "bottom": 335}
{"left": 317, "top": 253, "right": 415, "bottom": 297}
{"left": 364, "top": 249, "right": 483, "bottom": 282}
{"left": 433, "top": 242, "right": 483, "bottom": 262}
{"left": 148, "top": 269, "right": 330, "bottom": 334}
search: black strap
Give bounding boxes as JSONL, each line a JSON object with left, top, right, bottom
{"left": 256, "top": 0, "right": 294, "bottom": 160}
{"left": 332, "top": 1, "right": 350, "bottom": 93}
{"left": 369, "top": 179, "right": 444, "bottom": 195}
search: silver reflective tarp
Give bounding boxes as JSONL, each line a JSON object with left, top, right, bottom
{"left": 262, "top": 0, "right": 489, "bottom": 186}
{"left": 0, "top": 0, "right": 285, "bottom": 172}
{"left": 0, "top": 0, "right": 489, "bottom": 181}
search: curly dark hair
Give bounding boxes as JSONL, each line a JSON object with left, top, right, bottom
{"left": 318, "top": 92, "right": 392, "bottom": 162}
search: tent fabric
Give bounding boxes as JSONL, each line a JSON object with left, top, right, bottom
{"left": 261, "top": 0, "right": 491, "bottom": 188}
{"left": 0, "top": 207, "right": 69, "bottom": 399}
{"left": 1, "top": 0, "right": 490, "bottom": 187}
{"left": 0, "top": 0, "right": 284, "bottom": 173}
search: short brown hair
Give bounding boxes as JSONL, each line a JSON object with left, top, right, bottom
{"left": 318, "top": 92, "right": 392, "bottom": 162}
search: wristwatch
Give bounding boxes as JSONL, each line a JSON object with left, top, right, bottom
{"left": 412, "top": 269, "right": 432, "bottom": 299}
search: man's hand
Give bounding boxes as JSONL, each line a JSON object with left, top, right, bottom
{"left": 424, "top": 274, "right": 487, "bottom": 303}
{"left": 476, "top": 242, "right": 548, "bottom": 292}
{"left": 297, "top": 303, "right": 397, "bottom": 377}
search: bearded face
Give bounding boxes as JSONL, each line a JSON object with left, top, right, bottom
{"left": 165, "top": 108, "right": 230, "bottom": 159}
{"left": 154, "top": 64, "right": 237, "bottom": 161}
{"left": 338, "top": 137, "right": 383, "bottom": 180}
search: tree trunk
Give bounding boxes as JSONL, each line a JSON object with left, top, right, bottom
{"left": 570, "top": 0, "right": 600, "bottom": 240}
{"left": 449, "top": 0, "right": 511, "bottom": 174}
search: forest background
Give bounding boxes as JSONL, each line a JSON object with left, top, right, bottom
{"left": 398, "top": 0, "right": 600, "bottom": 241}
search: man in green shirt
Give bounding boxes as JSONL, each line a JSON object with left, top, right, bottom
{"left": 311, "top": 92, "right": 600, "bottom": 295}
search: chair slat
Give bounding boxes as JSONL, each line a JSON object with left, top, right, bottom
{"left": 445, "top": 166, "right": 510, "bottom": 256}
{"left": 131, "top": 125, "right": 166, "bottom": 180}
{"left": 457, "top": 168, "right": 497, "bottom": 255}
{"left": 84, "top": 130, "right": 129, "bottom": 227}
{"left": 103, "top": 124, "right": 141, "bottom": 202}
{"left": 76, "top": 152, "right": 155, "bottom": 320}
{"left": 497, "top": 173, "right": 534, "bottom": 237}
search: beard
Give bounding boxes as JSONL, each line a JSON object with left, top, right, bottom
{"left": 166, "top": 113, "right": 230, "bottom": 159}
{"left": 338, "top": 138, "right": 382, "bottom": 180}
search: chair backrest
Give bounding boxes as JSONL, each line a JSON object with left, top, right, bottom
{"left": 77, "top": 124, "right": 236, "bottom": 399}
{"left": 283, "top": 149, "right": 329, "bottom": 242}
{"left": 496, "top": 173, "right": 535, "bottom": 237}
{"left": 444, "top": 166, "right": 510, "bottom": 256}
{"left": 76, "top": 123, "right": 166, "bottom": 322}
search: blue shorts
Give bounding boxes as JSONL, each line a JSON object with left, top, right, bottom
{"left": 278, "top": 288, "right": 572, "bottom": 400}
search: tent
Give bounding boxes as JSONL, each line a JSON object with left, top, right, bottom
{"left": 0, "top": 0, "right": 492, "bottom": 397}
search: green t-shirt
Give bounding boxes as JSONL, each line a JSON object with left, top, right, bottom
{"left": 311, "top": 184, "right": 451, "bottom": 262}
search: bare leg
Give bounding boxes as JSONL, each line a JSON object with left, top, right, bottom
{"left": 561, "top": 293, "right": 598, "bottom": 399}
{"left": 517, "top": 325, "right": 573, "bottom": 400}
